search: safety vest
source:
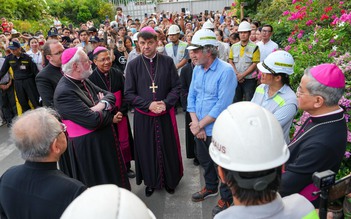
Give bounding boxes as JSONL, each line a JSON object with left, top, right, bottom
{"left": 165, "top": 40, "right": 187, "bottom": 75}
{"left": 252, "top": 84, "right": 297, "bottom": 114}
{"left": 231, "top": 41, "right": 257, "bottom": 79}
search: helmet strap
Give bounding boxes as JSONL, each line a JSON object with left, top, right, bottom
{"left": 233, "top": 170, "right": 276, "bottom": 191}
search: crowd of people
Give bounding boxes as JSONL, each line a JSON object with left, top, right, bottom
{"left": 0, "top": 5, "right": 348, "bottom": 219}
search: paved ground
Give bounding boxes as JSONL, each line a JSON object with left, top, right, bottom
{"left": 0, "top": 111, "right": 219, "bottom": 219}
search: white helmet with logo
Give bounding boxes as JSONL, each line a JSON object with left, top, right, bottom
{"left": 187, "top": 29, "right": 218, "bottom": 50}
{"left": 61, "top": 185, "right": 156, "bottom": 219}
{"left": 209, "top": 102, "right": 289, "bottom": 172}
{"left": 202, "top": 20, "right": 215, "bottom": 30}
{"left": 237, "top": 21, "right": 251, "bottom": 32}
{"left": 257, "top": 50, "right": 295, "bottom": 75}
{"left": 168, "top": 25, "right": 180, "bottom": 35}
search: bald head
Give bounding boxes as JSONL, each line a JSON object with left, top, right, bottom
{"left": 11, "top": 108, "right": 62, "bottom": 161}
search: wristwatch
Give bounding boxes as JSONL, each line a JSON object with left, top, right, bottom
{"left": 100, "top": 100, "right": 110, "bottom": 111}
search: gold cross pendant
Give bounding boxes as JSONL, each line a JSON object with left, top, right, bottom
{"left": 149, "top": 82, "right": 158, "bottom": 93}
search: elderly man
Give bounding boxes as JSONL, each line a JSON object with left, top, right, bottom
{"left": 187, "top": 29, "right": 237, "bottom": 217}
{"left": 280, "top": 64, "right": 347, "bottom": 207}
{"left": 124, "top": 27, "right": 182, "bottom": 197}
{"left": 89, "top": 46, "right": 135, "bottom": 178}
{"left": 209, "top": 102, "right": 318, "bottom": 219}
{"left": 54, "top": 47, "right": 130, "bottom": 189}
{"left": 35, "top": 40, "right": 65, "bottom": 107}
{"left": 0, "top": 107, "right": 87, "bottom": 219}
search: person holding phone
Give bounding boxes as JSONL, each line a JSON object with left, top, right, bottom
{"left": 112, "top": 36, "right": 128, "bottom": 72}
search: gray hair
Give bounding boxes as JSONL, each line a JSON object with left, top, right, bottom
{"left": 202, "top": 45, "right": 218, "bottom": 59}
{"left": 304, "top": 67, "right": 345, "bottom": 106}
{"left": 10, "top": 107, "right": 62, "bottom": 161}
{"left": 62, "top": 47, "right": 84, "bottom": 75}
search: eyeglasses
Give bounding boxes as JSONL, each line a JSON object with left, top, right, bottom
{"left": 51, "top": 50, "right": 64, "bottom": 56}
{"left": 56, "top": 122, "right": 67, "bottom": 137}
{"left": 296, "top": 86, "right": 312, "bottom": 97}
{"left": 96, "top": 57, "right": 111, "bottom": 62}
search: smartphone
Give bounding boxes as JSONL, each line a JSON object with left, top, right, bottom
{"left": 224, "top": 6, "right": 231, "bottom": 10}
{"left": 181, "top": 8, "right": 185, "bottom": 13}
{"left": 117, "top": 40, "right": 123, "bottom": 48}
{"left": 205, "top": 10, "right": 209, "bottom": 16}
{"left": 145, "top": 13, "right": 148, "bottom": 18}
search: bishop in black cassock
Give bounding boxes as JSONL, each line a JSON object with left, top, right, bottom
{"left": 125, "top": 29, "right": 183, "bottom": 195}
{"left": 54, "top": 47, "right": 130, "bottom": 189}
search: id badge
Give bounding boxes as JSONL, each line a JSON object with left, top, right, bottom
{"left": 20, "top": 65, "right": 26, "bottom": 70}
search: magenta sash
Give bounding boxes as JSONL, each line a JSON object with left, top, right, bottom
{"left": 114, "top": 90, "right": 132, "bottom": 162}
{"left": 299, "top": 183, "right": 319, "bottom": 201}
{"left": 135, "top": 107, "right": 168, "bottom": 117}
{"left": 62, "top": 119, "right": 94, "bottom": 138}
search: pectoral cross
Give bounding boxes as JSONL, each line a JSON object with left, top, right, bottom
{"left": 149, "top": 82, "right": 158, "bottom": 93}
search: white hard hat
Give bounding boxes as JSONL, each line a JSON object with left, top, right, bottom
{"left": 132, "top": 32, "right": 139, "bottom": 41}
{"left": 257, "top": 50, "right": 295, "bottom": 75}
{"left": 209, "top": 102, "right": 289, "bottom": 172}
{"left": 61, "top": 185, "right": 156, "bottom": 219}
{"left": 168, "top": 25, "right": 180, "bottom": 35}
{"left": 202, "top": 20, "right": 215, "bottom": 30}
{"left": 187, "top": 29, "right": 218, "bottom": 50}
{"left": 238, "top": 21, "right": 251, "bottom": 32}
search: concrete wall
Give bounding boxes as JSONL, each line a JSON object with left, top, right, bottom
{"left": 156, "top": 0, "right": 231, "bottom": 15}
{"left": 116, "top": 0, "right": 232, "bottom": 20}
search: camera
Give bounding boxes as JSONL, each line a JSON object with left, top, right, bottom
{"left": 312, "top": 170, "right": 336, "bottom": 190}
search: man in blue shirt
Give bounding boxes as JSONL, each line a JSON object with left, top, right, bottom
{"left": 187, "top": 29, "right": 237, "bottom": 217}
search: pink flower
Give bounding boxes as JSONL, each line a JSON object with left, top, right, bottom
{"left": 232, "top": 2, "right": 236, "bottom": 7}
{"left": 308, "top": 45, "right": 312, "bottom": 49}
{"left": 340, "top": 1, "right": 344, "bottom": 5}
{"left": 345, "top": 151, "right": 351, "bottom": 159}
{"left": 328, "top": 51, "right": 337, "bottom": 58}
{"left": 283, "top": 10, "right": 290, "bottom": 16}
{"left": 306, "top": 20, "right": 313, "bottom": 26}
{"left": 330, "top": 38, "right": 335, "bottom": 43}
{"left": 292, "top": 0, "right": 297, "bottom": 4}
{"left": 288, "top": 37, "right": 296, "bottom": 44}
{"left": 297, "top": 32, "right": 303, "bottom": 39}
{"left": 284, "top": 45, "right": 291, "bottom": 51}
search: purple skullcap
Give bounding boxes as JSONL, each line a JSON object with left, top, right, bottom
{"left": 93, "top": 46, "right": 108, "bottom": 55}
{"left": 61, "top": 48, "right": 78, "bottom": 65}
{"left": 310, "top": 63, "right": 345, "bottom": 88}
{"left": 140, "top": 26, "right": 156, "bottom": 35}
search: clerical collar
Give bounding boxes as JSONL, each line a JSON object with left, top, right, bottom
{"left": 143, "top": 53, "right": 157, "bottom": 62}
{"left": 311, "top": 107, "right": 343, "bottom": 118}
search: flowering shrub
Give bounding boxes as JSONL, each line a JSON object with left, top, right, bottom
{"left": 256, "top": 0, "right": 351, "bottom": 179}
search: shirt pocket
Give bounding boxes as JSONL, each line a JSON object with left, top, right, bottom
{"left": 233, "top": 53, "right": 239, "bottom": 63}
{"left": 244, "top": 52, "right": 253, "bottom": 63}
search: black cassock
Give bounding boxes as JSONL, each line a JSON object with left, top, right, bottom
{"left": 125, "top": 53, "right": 183, "bottom": 189}
{"left": 54, "top": 76, "right": 130, "bottom": 189}
{"left": 89, "top": 67, "right": 134, "bottom": 163}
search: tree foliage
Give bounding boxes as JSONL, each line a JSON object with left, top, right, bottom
{"left": 0, "top": 0, "right": 48, "bottom": 20}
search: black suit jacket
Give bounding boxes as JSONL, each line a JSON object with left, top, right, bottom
{"left": 0, "top": 161, "right": 87, "bottom": 219}
{"left": 35, "top": 63, "right": 63, "bottom": 107}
